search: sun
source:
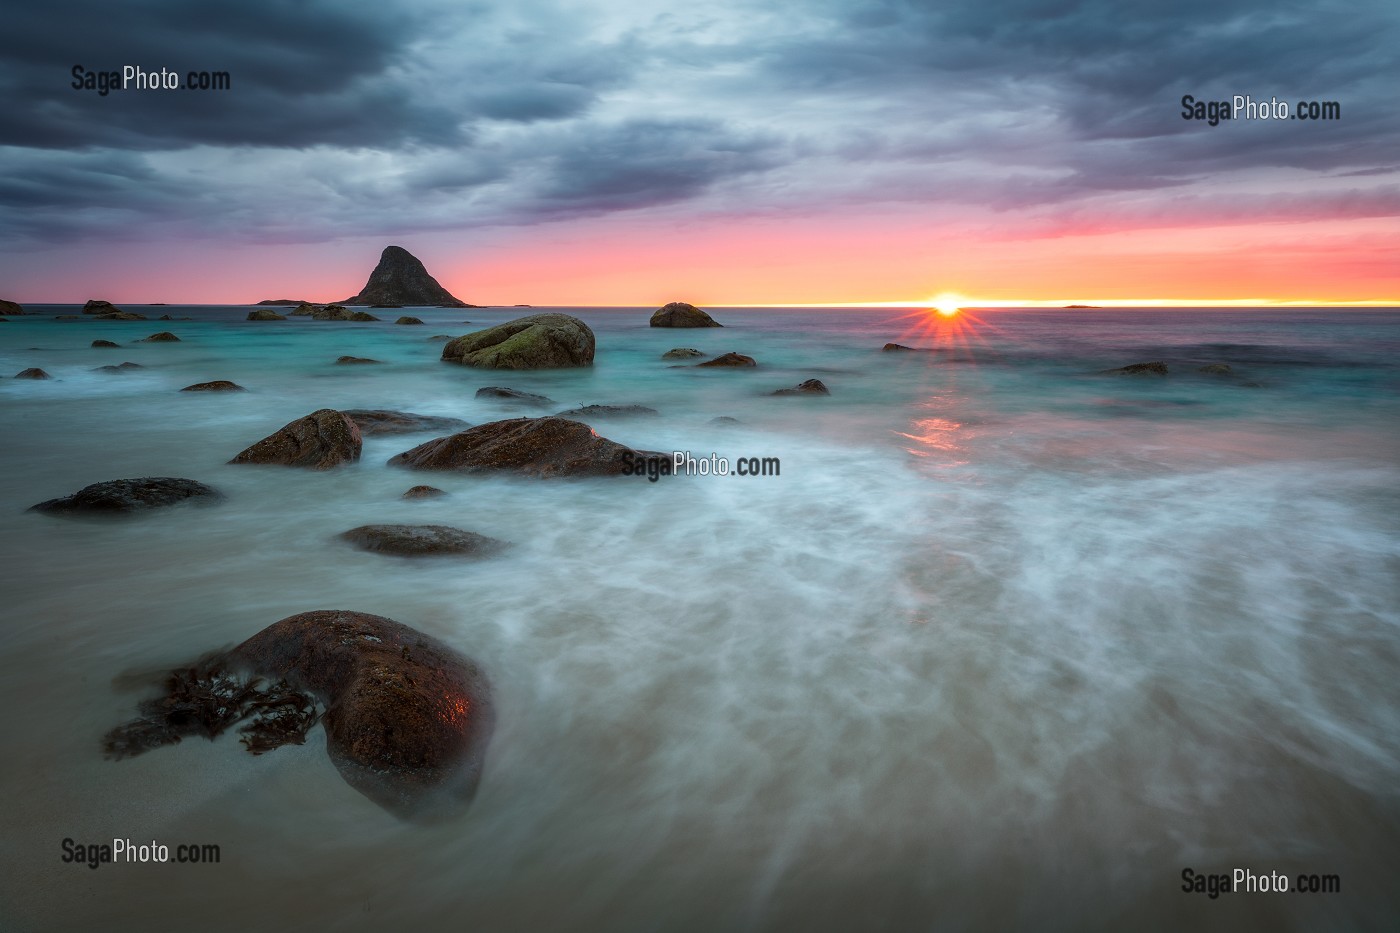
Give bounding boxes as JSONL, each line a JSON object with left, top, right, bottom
{"left": 929, "top": 291, "right": 967, "bottom": 317}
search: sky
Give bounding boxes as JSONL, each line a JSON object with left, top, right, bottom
{"left": 1, "top": 0, "right": 1397, "bottom": 306}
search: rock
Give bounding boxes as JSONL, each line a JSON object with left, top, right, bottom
{"left": 94, "top": 312, "right": 149, "bottom": 321}
{"left": 442, "top": 313, "right": 594, "bottom": 370}
{"left": 335, "top": 356, "right": 380, "bottom": 365}
{"left": 340, "top": 524, "right": 509, "bottom": 558}
{"left": 290, "top": 302, "right": 318, "bottom": 316}
{"left": 91, "top": 362, "right": 143, "bottom": 373}
{"left": 341, "top": 245, "right": 474, "bottom": 308}
{"left": 182, "top": 380, "right": 245, "bottom": 392}
{"left": 1199, "top": 363, "right": 1233, "bottom": 375}
{"left": 247, "top": 309, "right": 287, "bottom": 321}
{"left": 772, "top": 378, "right": 830, "bottom": 396}
{"left": 649, "top": 302, "right": 722, "bottom": 328}
{"left": 1105, "top": 361, "right": 1168, "bottom": 376}
{"left": 402, "top": 485, "right": 447, "bottom": 500}
{"left": 697, "top": 352, "right": 756, "bottom": 368}
{"left": 348, "top": 311, "right": 380, "bottom": 322}
{"left": 83, "top": 299, "right": 121, "bottom": 314}
{"left": 554, "top": 404, "right": 660, "bottom": 419}
{"left": 709, "top": 416, "right": 742, "bottom": 425}
{"left": 661, "top": 347, "right": 705, "bottom": 359}
{"left": 371, "top": 303, "right": 404, "bottom": 309}
{"left": 14, "top": 367, "right": 52, "bottom": 379}
{"left": 882, "top": 343, "right": 919, "bottom": 352}
{"left": 102, "top": 609, "right": 494, "bottom": 820}
{"left": 158, "top": 315, "right": 175, "bottom": 321}
{"left": 138, "top": 332, "right": 181, "bottom": 343}
{"left": 312, "top": 305, "right": 351, "bottom": 321}
{"left": 256, "top": 299, "right": 310, "bottom": 306}
{"left": 29, "top": 477, "right": 223, "bottom": 514}
{"left": 0, "top": 299, "right": 23, "bottom": 315}
{"left": 474, "top": 386, "right": 554, "bottom": 406}
{"left": 428, "top": 334, "right": 451, "bottom": 341}
{"left": 342, "top": 410, "right": 470, "bottom": 436}
{"left": 389, "top": 416, "right": 662, "bottom": 478}
{"left": 395, "top": 316, "right": 424, "bottom": 325}
{"left": 229, "top": 408, "right": 362, "bottom": 470}
{"left": 92, "top": 339, "right": 120, "bottom": 348}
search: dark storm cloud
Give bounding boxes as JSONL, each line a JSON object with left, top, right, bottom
{"left": 748, "top": 0, "right": 1400, "bottom": 180}
{"left": 1, "top": 0, "right": 1396, "bottom": 249}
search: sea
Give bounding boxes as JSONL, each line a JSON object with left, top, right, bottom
{"left": 1, "top": 305, "right": 1397, "bottom": 931}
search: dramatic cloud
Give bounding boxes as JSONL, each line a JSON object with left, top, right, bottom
{"left": 0, "top": 0, "right": 1396, "bottom": 301}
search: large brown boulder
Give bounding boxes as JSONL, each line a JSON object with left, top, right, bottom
{"left": 229, "top": 408, "right": 362, "bottom": 469}
{"left": 247, "top": 309, "right": 287, "bottom": 321}
{"left": 138, "top": 331, "right": 181, "bottom": 342}
{"left": 442, "top": 313, "right": 594, "bottom": 369}
{"left": 181, "top": 380, "right": 245, "bottom": 392}
{"left": 14, "top": 367, "right": 51, "bottom": 379}
{"left": 29, "top": 477, "right": 223, "bottom": 514}
{"left": 312, "top": 304, "right": 351, "bottom": 321}
{"left": 389, "top": 416, "right": 658, "bottom": 478}
{"left": 103, "top": 609, "right": 494, "bottom": 820}
{"left": 342, "top": 409, "right": 470, "bottom": 436}
{"left": 649, "top": 302, "right": 722, "bottom": 328}
{"left": 290, "top": 302, "right": 318, "bottom": 316}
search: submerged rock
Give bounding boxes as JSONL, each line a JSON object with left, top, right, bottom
{"left": 661, "top": 347, "right": 705, "bottom": 359}
{"left": 389, "top": 416, "right": 659, "bottom": 478}
{"left": 341, "top": 245, "right": 473, "bottom": 308}
{"left": 340, "top": 524, "right": 509, "bottom": 558}
{"left": 229, "top": 408, "right": 362, "bottom": 470}
{"left": 402, "top": 485, "right": 447, "bottom": 500}
{"left": 442, "top": 313, "right": 595, "bottom": 370}
{"left": 650, "top": 302, "right": 722, "bottom": 328}
{"left": 94, "top": 312, "right": 149, "bottom": 321}
{"left": 428, "top": 334, "right": 451, "bottom": 341}
{"left": 247, "top": 309, "right": 287, "bottom": 321}
{"left": 182, "top": 380, "right": 245, "bottom": 392}
{"left": 395, "top": 316, "right": 424, "bottom": 325}
{"left": 312, "top": 305, "right": 351, "bottom": 321}
{"left": 554, "top": 404, "right": 659, "bottom": 419}
{"left": 348, "top": 311, "right": 380, "bottom": 322}
{"left": 92, "top": 339, "right": 120, "bottom": 348}
{"left": 1104, "top": 361, "right": 1168, "bottom": 376}
{"left": 697, "top": 352, "right": 756, "bottom": 368}
{"left": 708, "top": 416, "right": 742, "bottom": 425}
{"left": 103, "top": 609, "right": 495, "bottom": 820}
{"left": 474, "top": 386, "right": 554, "bottom": 405}
{"left": 1199, "top": 363, "right": 1233, "bottom": 375}
{"left": 342, "top": 409, "right": 470, "bottom": 436}
{"left": 138, "top": 331, "right": 181, "bottom": 343}
{"left": 335, "top": 356, "right": 380, "bottom": 365}
{"left": 29, "top": 477, "right": 223, "bottom": 514}
{"left": 14, "top": 367, "right": 52, "bottom": 379}
{"left": 771, "top": 378, "right": 830, "bottom": 396}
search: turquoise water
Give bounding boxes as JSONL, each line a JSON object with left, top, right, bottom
{"left": 1, "top": 306, "right": 1398, "bottom": 931}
